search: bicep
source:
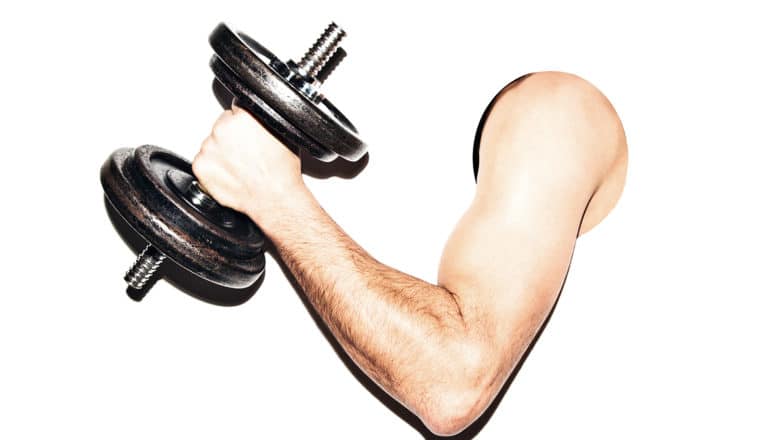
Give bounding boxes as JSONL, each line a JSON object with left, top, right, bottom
{"left": 437, "top": 97, "right": 598, "bottom": 368}
{"left": 438, "top": 181, "right": 585, "bottom": 364}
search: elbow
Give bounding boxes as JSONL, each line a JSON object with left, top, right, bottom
{"left": 419, "top": 382, "right": 491, "bottom": 437}
{"left": 416, "top": 346, "right": 498, "bottom": 436}
{"left": 420, "top": 397, "right": 483, "bottom": 437}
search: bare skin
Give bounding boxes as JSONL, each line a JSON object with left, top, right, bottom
{"left": 192, "top": 71, "right": 628, "bottom": 436}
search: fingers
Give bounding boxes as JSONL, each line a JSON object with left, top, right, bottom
{"left": 196, "top": 109, "right": 241, "bottom": 177}
{"left": 191, "top": 137, "right": 212, "bottom": 182}
{"left": 213, "top": 109, "right": 234, "bottom": 126}
{"left": 193, "top": 136, "right": 225, "bottom": 185}
{"left": 199, "top": 107, "right": 266, "bottom": 167}
{"left": 192, "top": 138, "right": 244, "bottom": 211}
{"left": 210, "top": 109, "right": 234, "bottom": 140}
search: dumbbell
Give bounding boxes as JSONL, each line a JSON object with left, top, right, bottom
{"left": 101, "top": 22, "right": 366, "bottom": 302}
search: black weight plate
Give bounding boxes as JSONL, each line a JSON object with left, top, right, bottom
{"left": 101, "top": 145, "right": 265, "bottom": 288}
{"left": 210, "top": 58, "right": 335, "bottom": 162}
{"left": 209, "top": 23, "right": 367, "bottom": 162}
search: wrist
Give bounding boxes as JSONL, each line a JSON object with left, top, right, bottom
{"left": 245, "top": 179, "right": 317, "bottom": 236}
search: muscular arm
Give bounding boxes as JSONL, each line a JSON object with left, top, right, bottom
{"left": 193, "top": 72, "right": 627, "bottom": 436}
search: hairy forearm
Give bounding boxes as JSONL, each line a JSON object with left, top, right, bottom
{"left": 249, "top": 186, "right": 489, "bottom": 431}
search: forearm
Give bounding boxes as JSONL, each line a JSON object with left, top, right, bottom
{"left": 249, "top": 186, "right": 489, "bottom": 430}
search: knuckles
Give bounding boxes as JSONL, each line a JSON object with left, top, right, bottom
{"left": 211, "top": 108, "right": 253, "bottom": 139}
{"left": 197, "top": 138, "right": 212, "bottom": 155}
{"left": 191, "top": 154, "right": 208, "bottom": 181}
{"left": 192, "top": 143, "right": 218, "bottom": 181}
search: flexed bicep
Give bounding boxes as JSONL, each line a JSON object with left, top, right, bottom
{"left": 439, "top": 70, "right": 627, "bottom": 384}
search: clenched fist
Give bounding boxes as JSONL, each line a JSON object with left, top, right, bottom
{"left": 192, "top": 105, "right": 305, "bottom": 228}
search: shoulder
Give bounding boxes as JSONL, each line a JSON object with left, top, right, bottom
{"left": 473, "top": 71, "right": 627, "bottom": 233}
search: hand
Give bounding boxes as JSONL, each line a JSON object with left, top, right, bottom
{"left": 192, "top": 105, "right": 304, "bottom": 226}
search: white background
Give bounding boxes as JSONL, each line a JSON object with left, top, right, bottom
{"left": 1, "top": 1, "right": 768, "bottom": 438}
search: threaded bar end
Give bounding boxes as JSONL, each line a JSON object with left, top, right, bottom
{"left": 124, "top": 245, "right": 166, "bottom": 294}
{"left": 298, "top": 23, "right": 346, "bottom": 78}
{"left": 316, "top": 47, "right": 347, "bottom": 84}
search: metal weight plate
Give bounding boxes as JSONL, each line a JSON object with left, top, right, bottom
{"left": 209, "top": 57, "right": 334, "bottom": 161}
{"left": 208, "top": 23, "right": 367, "bottom": 162}
{"left": 101, "top": 145, "right": 265, "bottom": 288}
